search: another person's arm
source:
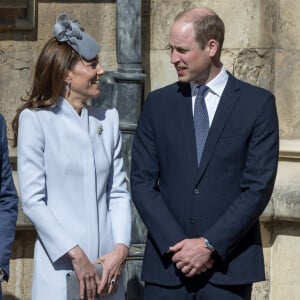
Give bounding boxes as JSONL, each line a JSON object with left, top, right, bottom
{"left": 131, "top": 94, "right": 186, "bottom": 255}
{"left": 0, "top": 115, "right": 18, "bottom": 282}
{"left": 203, "top": 92, "right": 279, "bottom": 260}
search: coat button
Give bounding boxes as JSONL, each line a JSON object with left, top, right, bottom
{"left": 189, "top": 217, "right": 195, "bottom": 224}
{"left": 193, "top": 188, "right": 199, "bottom": 195}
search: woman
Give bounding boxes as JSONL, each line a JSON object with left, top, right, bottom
{"left": 12, "top": 13, "right": 131, "bottom": 300}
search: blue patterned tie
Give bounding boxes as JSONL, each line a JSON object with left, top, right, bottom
{"left": 193, "top": 85, "right": 209, "bottom": 166}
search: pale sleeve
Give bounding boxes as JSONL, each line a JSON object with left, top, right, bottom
{"left": 17, "top": 109, "right": 77, "bottom": 262}
{"left": 106, "top": 109, "right": 131, "bottom": 247}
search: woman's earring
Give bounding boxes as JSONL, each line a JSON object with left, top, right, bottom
{"left": 65, "top": 81, "right": 71, "bottom": 95}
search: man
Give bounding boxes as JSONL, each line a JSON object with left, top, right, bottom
{"left": 130, "top": 7, "right": 279, "bottom": 300}
{"left": 0, "top": 114, "right": 18, "bottom": 300}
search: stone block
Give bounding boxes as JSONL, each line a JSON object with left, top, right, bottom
{"left": 272, "top": 160, "right": 300, "bottom": 221}
{"left": 0, "top": 41, "right": 35, "bottom": 139}
{"left": 218, "top": 0, "right": 276, "bottom": 49}
{"left": 252, "top": 223, "right": 271, "bottom": 300}
{"left": 222, "top": 48, "right": 275, "bottom": 91}
{"left": 275, "top": 50, "right": 300, "bottom": 139}
{"left": 149, "top": 49, "right": 177, "bottom": 91}
{"left": 270, "top": 224, "right": 300, "bottom": 300}
{"left": 2, "top": 230, "right": 35, "bottom": 300}
{"left": 277, "top": 0, "right": 300, "bottom": 50}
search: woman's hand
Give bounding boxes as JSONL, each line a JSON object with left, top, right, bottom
{"left": 95, "top": 243, "right": 129, "bottom": 295}
{"left": 68, "top": 246, "right": 101, "bottom": 300}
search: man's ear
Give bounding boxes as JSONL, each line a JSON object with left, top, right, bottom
{"left": 207, "top": 39, "right": 219, "bottom": 57}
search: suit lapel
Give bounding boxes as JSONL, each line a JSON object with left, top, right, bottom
{"left": 175, "top": 83, "right": 198, "bottom": 173}
{"left": 195, "top": 74, "right": 241, "bottom": 185}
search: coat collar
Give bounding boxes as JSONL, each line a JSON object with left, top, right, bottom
{"left": 56, "top": 97, "right": 89, "bottom": 134}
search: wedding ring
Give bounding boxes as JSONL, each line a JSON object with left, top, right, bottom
{"left": 110, "top": 279, "right": 116, "bottom": 286}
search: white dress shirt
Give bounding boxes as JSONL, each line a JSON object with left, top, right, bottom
{"left": 191, "top": 66, "right": 229, "bottom": 126}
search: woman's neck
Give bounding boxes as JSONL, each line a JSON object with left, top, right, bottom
{"left": 65, "top": 95, "right": 86, "bottom": 115}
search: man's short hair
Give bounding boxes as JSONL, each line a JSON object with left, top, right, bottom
{"left": 175, "top": 8, "right": 225, "bottom": 51}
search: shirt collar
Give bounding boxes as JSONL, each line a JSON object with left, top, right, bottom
{"left": 190, "top": 66, "right": 228, "bottom": 97}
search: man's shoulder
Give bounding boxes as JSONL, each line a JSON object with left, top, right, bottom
{"left": 0, "top": 113, "right": 5, "bottom": 126}
{"left": 0, "top": 114, "right": 6, "bottom": 142}
{"left": 228, "top": 72, "right": 274, "bottom": 97}
{"left": 146, "top": 82, "right": 190, "bottom": 105}
{"left": 151, "top": 81, "right": 188, "bottom": 94}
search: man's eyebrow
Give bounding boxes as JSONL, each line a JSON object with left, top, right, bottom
{"left": 166, "top": 44, "right": 186, "bottom": 50}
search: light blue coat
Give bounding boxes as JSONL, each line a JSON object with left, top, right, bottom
{"left": 17, "top": 97, "right": 131, "bottom": 300}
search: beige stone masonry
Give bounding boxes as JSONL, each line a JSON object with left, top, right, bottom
{"left": 1, "top": 1, "right": 300, "bottom": 299}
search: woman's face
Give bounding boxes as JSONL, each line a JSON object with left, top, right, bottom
{"left": 67, "top": 56, "right": 105, "bottom": 102}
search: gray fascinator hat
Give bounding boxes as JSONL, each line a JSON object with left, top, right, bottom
{"left": 53, "top": 13, "right": 100, "bottom": 61}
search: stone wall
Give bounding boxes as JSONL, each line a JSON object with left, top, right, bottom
{"left": 1, "top": 1, "right": 299, "bottom": 299}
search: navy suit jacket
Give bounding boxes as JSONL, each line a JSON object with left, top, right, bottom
{"left": 131, "top": 73, "right": 279, "bottom": 286}
{"left": 0, "top": 114, "right": 18, "bottom": 287}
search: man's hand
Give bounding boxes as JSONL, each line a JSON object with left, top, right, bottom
{"left": 169, "top": 237, "right": 214, "bottom": 277}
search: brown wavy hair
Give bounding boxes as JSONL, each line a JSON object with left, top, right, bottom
{"left": 12, "top": 37, "right": 80, "bottom": 146}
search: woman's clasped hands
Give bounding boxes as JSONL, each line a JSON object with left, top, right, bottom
{"left": 95, "top": 243, "right": 129, "bottom": 296}
{"left": 69, "top": 244, "right": 128, "bottom": 300}
{"left": 68, "top": 246, "right": 101, "bottom": 300}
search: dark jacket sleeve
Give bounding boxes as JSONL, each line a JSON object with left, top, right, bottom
{"left": 130, "top": 94, "right": 186, "bottom": 255}
{"left": 204, "top": 91, "right": 279, "bottom": 261}
{"left": 0, "top": 114, "right": 18, "bottom": 280}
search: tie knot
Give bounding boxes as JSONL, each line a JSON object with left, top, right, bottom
{"left": 196, "top": 85, "right": 209, "bottom": 97}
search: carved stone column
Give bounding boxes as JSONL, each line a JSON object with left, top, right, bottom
{"left": 115, "top": 1, "right": 146, "bottom": 299}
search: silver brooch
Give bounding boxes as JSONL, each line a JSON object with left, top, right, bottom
{"left": 96, "top": 124, "right": 103, "bottom": 136}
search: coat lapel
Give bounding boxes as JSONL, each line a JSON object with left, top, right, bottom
{"left": 175, "top": 82, "right": 199, "bottom": 173}
{"left": 195, "top": 74, "right": 241, "bottom": 185}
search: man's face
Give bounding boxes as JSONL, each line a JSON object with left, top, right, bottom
{"left": 169, "top": 20, "right": 211, "bottom": 84}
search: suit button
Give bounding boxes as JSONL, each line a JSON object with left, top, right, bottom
{"left": 193, "top": 189, "right": 199, "bottom": 195}
{"left": 189, "top": 217, "right": 195, "bottom": 224}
